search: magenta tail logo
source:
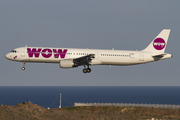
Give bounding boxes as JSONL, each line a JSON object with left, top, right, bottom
{"left": 14, "top": 56, "right": 17, "bottom": 59}
{"left": 153, "top": 38, "right": 166, "bottom": 50}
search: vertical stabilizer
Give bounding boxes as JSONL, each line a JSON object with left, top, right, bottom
{"left": 142, "top": 29, "right": 171, "bottom": 53}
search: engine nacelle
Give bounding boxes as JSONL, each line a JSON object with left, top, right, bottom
{"left": 60, "top": 59, "right": 76, "bottom": 68}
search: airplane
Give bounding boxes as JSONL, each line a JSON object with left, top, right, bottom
{"left": 5, "top": 29, "right": 172, "bottom": 73}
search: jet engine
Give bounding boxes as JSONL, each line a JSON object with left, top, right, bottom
{"left": 60, "top": 59, "right": 77, "bottom": 68}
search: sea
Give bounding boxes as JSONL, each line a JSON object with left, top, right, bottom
{"left": 0, "top": 86, "right": 180, "bottom": 108}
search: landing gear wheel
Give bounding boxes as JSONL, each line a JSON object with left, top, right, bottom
{"left": 22, "top": 62, "right": 26, "bottom": 71}
{"left": 82, "top": 65, "right": 92, "bottom": 73}
{"left": 21, "top": 67, "right": 25, "bottom": 71}
{"left": 87, "top": 68, "right": 91, "bottom": 73}
{"left": 83, "top": 69, "right": 87, "bottom": 73}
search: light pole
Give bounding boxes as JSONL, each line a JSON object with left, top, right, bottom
{"left": 59, "top": 93, "right": 62, "bottom": 108}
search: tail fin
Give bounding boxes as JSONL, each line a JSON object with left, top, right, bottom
{"left": 142, "top": 29, "right": 171, "bottom": 53}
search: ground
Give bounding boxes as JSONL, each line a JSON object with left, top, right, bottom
{"left": 0, "top": 102, "right": 179, "bottom": 120}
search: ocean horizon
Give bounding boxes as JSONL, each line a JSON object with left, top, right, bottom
{"left": 0, "top": 86, "right": 179, "bottom": 108}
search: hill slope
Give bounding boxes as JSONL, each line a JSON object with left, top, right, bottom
{"left": 0, "top": 102, "right": 179, "bottom": 120}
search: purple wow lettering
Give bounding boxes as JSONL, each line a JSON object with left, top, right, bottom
{"left": 53, "top": 49, "right": 67, "bottom": 58}
{"left": 27, "top": 48, "right": 68, "bottom": 58}
{"left": 27, "top": 48, "right": 41, "bottom": 58}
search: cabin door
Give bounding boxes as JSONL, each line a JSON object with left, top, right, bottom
{"left": 21, "top": 48, "right": 26, "bottom": 57}
{"left": 139, "top": 52, "right": 144, "bottom": 61}
{"left": 95, "top": 52, "right": 99, "bottom": 60}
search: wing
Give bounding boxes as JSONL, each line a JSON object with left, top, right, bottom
{"left": 73, "top": 54, "right": 95, "bottom": 66}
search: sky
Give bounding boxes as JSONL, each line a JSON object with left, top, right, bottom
{"left": 0, "top": 0, "right": 179, "bottom": 86}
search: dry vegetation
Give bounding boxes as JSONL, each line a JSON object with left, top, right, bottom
{"left": 0, "top": 102, "right": 179, "bottom": 120}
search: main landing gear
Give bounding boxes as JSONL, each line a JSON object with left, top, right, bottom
{"left": 83, "top": 65, "right": 91, "bottom": 73}
{"left": 21, "top": 62, "right": 26, "bottom": 71}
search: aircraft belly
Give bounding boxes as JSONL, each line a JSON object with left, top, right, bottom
{"left": 100, "top": 57, "right": 140, "bottom": 66}
{"left": 28, "top": 58, "right": 60, "bottom": 63}
{"left": 101, "top": 61, "right": 139, "bottom": 66}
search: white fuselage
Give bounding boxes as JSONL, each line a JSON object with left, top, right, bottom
{"left": 5, "top": 47, "right": 172, "bottom": 66}
{"left": 5, "top": 29, "right": 172, "bottom": 73}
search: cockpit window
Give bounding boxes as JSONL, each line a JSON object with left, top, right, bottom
{"left": 10, "top": 50, "right": 17, "bottom": 53}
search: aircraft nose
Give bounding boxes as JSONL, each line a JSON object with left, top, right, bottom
{"left": 5, "top": 53, "right": 10, "bottom": 59}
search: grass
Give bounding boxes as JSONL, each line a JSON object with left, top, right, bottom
{"left": 63, "top": 106, "right": 82, "bottom": 111}
{"left": 0, "top": 104, "right": 180, "bottom": 120}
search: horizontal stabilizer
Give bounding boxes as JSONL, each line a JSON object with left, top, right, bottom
{"left": 152, "top": 53, "right": 172, "bottom": 61}
{"left": 152, "top": 54, "right": 167, "bottom": 57}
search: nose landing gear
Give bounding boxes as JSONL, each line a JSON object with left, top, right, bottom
{"left": 21, "top": 62, "right": 26, "bottom": 71}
